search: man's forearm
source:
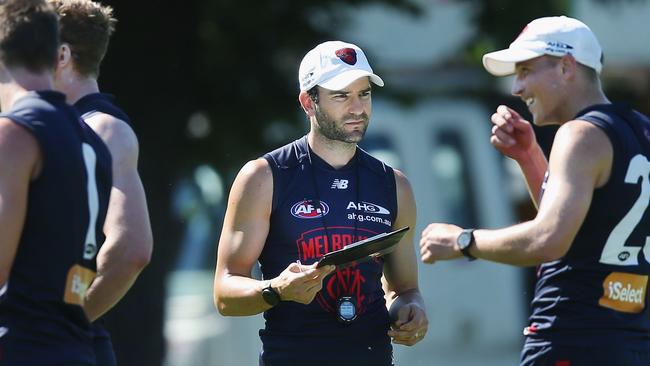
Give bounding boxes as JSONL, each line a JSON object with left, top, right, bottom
{"left": 84, "top": 238, "right": 150, "bottom": 321}
{"left": 517, "top": 144, "right": 548, "bottom": 208}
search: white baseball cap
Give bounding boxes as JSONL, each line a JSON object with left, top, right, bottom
{"left": 298, "top": 40, "right": 384, "bottom": 91}
{"left": 482, "top": 16, "right": 603, "bottom": 76}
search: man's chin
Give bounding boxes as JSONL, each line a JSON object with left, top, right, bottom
{"left": 344, "top": 132, "right": 365, "bottom": 143}
{"left": 532, "top": 115, "right": 558, "bottom": 127}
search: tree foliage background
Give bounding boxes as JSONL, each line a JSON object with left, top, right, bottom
{"left": 96, "top": 0, "right": 647, "bottom": 364}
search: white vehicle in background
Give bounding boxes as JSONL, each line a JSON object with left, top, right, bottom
{"left": 365, "top": 98, "right": 525, "bottom": 366}
{"left": 163, "top": 97, "right": 527, "bottom": 366}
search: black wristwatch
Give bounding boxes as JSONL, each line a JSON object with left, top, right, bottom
{"left": 261, "top": 281, "right": 281, "bottom": 307}
{"left": 457, "top": 228, "right": 477, "bottom": 261}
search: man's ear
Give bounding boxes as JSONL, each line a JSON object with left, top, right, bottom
{"left": 299, "top": 91, "right": 315, "bottom": 116}
{"left": 560, "top": 54, "right": 577, "bottom": 78}
{"left": 57, "top": 44, "right": 72, "bottom": 69}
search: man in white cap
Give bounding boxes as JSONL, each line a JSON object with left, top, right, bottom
{"left": 214, "top": 40, "right": 428, "bottom": 365}
{"left": 420, "top": 16, "right": 650, "bottom": 365}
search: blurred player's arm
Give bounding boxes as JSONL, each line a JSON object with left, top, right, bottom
{"left": 83, "top": 114, "right": 153, "bottom": 321}
{"left": 0, "top": 119, "right": 40, "bottom": 288}
{"left": 490, "top": 105, "right": 548, "bottom": 207}
{"left": 383, "top": 170, "right": 428, "bottom": 346}
{"left": 213, "top": 159, "right": 333, "bottom": 316}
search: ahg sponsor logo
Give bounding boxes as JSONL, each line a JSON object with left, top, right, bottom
{"left": 599, "top": 272, "right": 647, "bottom": 313}
{"left": 291, "top": 200, "right": 329, "bottom": 219}
{"left": 347, "top": 201, "right": 390, "bottom": 215}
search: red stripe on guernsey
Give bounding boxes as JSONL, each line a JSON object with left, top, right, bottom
{"left": 523, "top": 324, "right": 538, "bottom": 335}
{"left": 316, "top": 293, "right": 335, "bottom": 312}
{"left": 555, "top": 361, "right": 570, "bottom": 366}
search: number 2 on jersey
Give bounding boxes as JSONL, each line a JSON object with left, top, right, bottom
{"left": 599, "top": 154, "right": 650, "bottom": 266}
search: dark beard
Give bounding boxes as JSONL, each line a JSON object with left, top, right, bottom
{"left": 313, "top": 106, "right": 369, "bottom": 143}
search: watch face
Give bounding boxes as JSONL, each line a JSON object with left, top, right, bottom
{"left": 457, "top": 229, "right": 476, "bottom": 261}
{"left": 262, "top": 286, "right": 280, "bottom": 306}
{"left": 458, "top": 232, "right": 471, "bottom": 248}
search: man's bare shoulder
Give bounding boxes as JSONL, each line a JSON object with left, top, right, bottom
{"left": 236, "top": 158, "right": 273, "bottom": 187}
{"left": 84, "top": 112, "right": 138, "bottom": 158}
{"left": 0, "top": 117, "right": 40, "bottom": 177}
{"left": 0, "top": 117, "right": 39, "bottom": 155}
{"left": 392, "top": 168, "right": 413, "bottom": 191}
{"left": 556, "top": 119, "right": 612, "bottom": 155}
{"left": 226, "top": 158, "right": 273, "bottom": 217}
{"left": 553, "top": 119, "right": 614, "bottom": 187}
{"left": 85, "top": 112, "right": 137, "bottom": 141}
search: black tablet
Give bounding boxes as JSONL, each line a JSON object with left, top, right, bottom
{"left": 316, "top": 226, "right": 410, "bottom": 269}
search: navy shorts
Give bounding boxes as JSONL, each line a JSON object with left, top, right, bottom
{"left": 520, "top": 344, "right": 650, "bottom": 366}
{"left": 0, "top": 336, "right": 94, "bottom": 366}
{"left": 259, "top": 335, "right": 393, "bottom": 366}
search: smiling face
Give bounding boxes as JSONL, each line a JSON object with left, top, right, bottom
{"left": 512, "top": 55, "right": 569, "bottom": 126}
{"left": 311, "top": 77, "right": 372, "bottom": 144}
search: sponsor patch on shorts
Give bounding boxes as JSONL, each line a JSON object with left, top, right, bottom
{"left": 599, "top": 272, "right": 647, "bottom": 313}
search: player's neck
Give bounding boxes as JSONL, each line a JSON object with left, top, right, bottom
{"left": 63, "top": 76, "right": 99, "bottom": 104}
{"left": 0, "top": 68, "right": 54, "bottom": 111}
{"left": 563, "top": 90, "right": 610, "bottom": 124}
{"left": 562, "top": 81, "right": 610, "bottom": 124}
{"left": 9, "top": 68, "right": 53, "bottom": 91}
{"left": 307, "top": 131, "right": 357, "bottom": 169}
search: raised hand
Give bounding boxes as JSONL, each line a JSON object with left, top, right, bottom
{"left": 490, "top": 105, "right": 537, "bottom": 162}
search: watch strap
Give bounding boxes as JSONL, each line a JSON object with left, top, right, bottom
{"left": 262, "top": 281, "right": 281, "bottom": 306}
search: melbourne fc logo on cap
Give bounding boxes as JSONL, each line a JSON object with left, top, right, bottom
{"left": 335, "top": 48, "right": 357, "bottom": 65}
{"left": 291, "top": 199, "right": 330, "bottom": 219}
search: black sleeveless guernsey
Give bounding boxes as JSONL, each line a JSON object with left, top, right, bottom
{"left": 259, "top": 136, "right": 398, "bottom": 365}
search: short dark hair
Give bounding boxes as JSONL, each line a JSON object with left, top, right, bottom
{"left": 49, "top": 0, "right": 116, "bottom": 77}
{"left": 0, "top": 0, "right": 59, "bottom": 73}
{"left": 307, "top": 87, "right": 319, "bottom": 104}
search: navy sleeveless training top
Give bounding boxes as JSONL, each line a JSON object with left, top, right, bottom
{"left": 74, "top": 93, "right": 130, "bottom": 123}
{"left": 526, "top": 103, "right": 650, "bottom": 351}
{"left": 259, "top": 136, "right": 398, "bottom": 365}
{"left": 0, "top": 91, "right": 112, "bottom": 365}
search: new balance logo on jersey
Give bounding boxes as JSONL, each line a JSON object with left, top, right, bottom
{"left": 331, "top": 179, "right": 349, "bottom": 189}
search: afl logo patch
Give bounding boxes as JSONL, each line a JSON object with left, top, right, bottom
{"left": 291, "top": 200, "right": 330, "bottom": 219}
